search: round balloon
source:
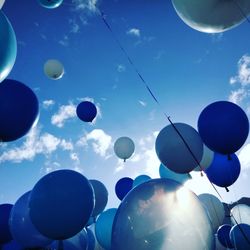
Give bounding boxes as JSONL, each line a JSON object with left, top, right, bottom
{"left": 76, "top": 101, "right": 97, "bottom": 123}
{"left": 230, "top": 223, "right": 250, "bottom": 250}
{"left": 231, "top": 204, "right": 250, "bottom": 226}
{"left": 205, "top": 153, "right": 241, "bottom": 188}
{"left": 0, "top": 79, "right": 39, "bottom": 142}
{"left": 155, "top": 123, "right": 204, "bottom": 173}
{"left": 159, "top": 163, "right": 191, "bottom": 184}
{"left": 198, "top": 193, "right": 225, "bottom": 232}
{"left": 198, "top": 101, "right": 249, "bottom": 155}
{"left": 194, "top": 145, "right": 214, "bottom": 172}
{"left": 112, "top": 178, "right": 214, "bottom": 250}
{"left": 38, "top": 0, "right": 63, "bottom": 9}
{"left": 44, "top": 59, "right": 64, "bottom": 80}
{"left": 89, "top": 179, "right": 108, "bottom": 217}
{"left": 217, "top": 224, "right": 234, "bottom": 248}
{"left": 132, "top": 175, "right": 151, "bottom": 188}
{"left": 95, "top": 208, "right": 117, "bottom": 250}
{"left": 29, "top": 170, "right": 94, "bottom": 240}
{"left": 115, "top": 177, "right": 133, "bottom": 201}
{"left": 0, "top": 204, "right": 13, "bottom": 244}
{"left": 0, "top": 1, "right": 5, "bottom": 9}
{"left": 0, "top": 11, "right": 17, "bottom": 83}
{"left": 114, "top": 136, "right": 135, "bottom": 161}
{"left": 172, "top": 0, "right": 250, "bottom": 33}
{"left": 9, "top": 191, "right": 52, "bottom": 248}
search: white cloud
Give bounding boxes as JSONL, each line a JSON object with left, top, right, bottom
{"left": 238, "top": 144, "right": 250, "bottom": 170}
{"left": 43, "top": 99, "right": 55, "bottom": 109}
{"left": 127, "top": 28, "right": 141, "bottom": 37}
{"left": 51, "top": 103, "right": 76, "bottom": 128}
{"left": 72, "top": 0, "right": 98, "bottom": 13}
{"left": 117, "top": 64, "right": 126, "bottom": 73}
{"left": 69, "top": 19, "right": 80, "bottom": 33}
{"left": 60, "top": 139, "right": 74, "bottom": 151}
{"left": 138, "top": 100, "right": 147, "bottom": 107}
{"left": 77, "top": 129, "right": 112, "bottom": 158}
{"left": 59, "top": 35, "right": 69, "bottom": 47}
{"left": 228, "top": 88, "right": 248, "bottom": 104}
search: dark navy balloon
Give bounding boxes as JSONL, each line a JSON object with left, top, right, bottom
{"left": 217, "top": 224, "right": 234, "bottom": 248}
{"left": 89, "top": 179, "right": 108, "bottom": 217}
{"left": 230, "top": 223, "right": 250, "bottom": 250}
{"left": 0, "top": 79, "right": 39, "bottom": 142}
{"left": 115, "top": 177, "right": 133, "bottom": 201}
{"left": 37, "top": 0, "right": 63, "bottom": 9}
{"left": 205, "top": 153, "right": 241, "bottom": 188}
{"left": 198, "top": 101, "right": 249, "bottom": 154}
{"left": 0, "top": 204, "right": 13, "bottom": 244}
{"left": 29, "top": 170, "right": 94, "bottom": 240}
{"left": 76, "top": 101, "right": 97, "bottom": 122}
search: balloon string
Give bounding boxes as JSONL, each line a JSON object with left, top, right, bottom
{"left": 233, "top": 0, "right": 250, "bottom": 24}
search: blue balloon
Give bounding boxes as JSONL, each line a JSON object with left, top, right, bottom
{"left": 133, "top": 175, "right": 151, "bottom": 188}
{"left": 198, "top": 101, "right": 249, "bottom": 154}
{"left": 1, "top": 240, "right": 22, "bottom": 250}
{"left": 159, "top": 163, "right": 191, "bottom": 184}
{"left": 37, "top": 0, "right": 63, "bottom": 9}
{"left": 86, "top": 216, "right": 96, "bottom": 227}
{"left": 230, "top": 223, "right": 250, "bottom": 250}
{"left": 205, "top": 153, "right": 241, "bottom": 188}
{"left": 0, "top": 79, "right": 39, "bottom": 142}
{"left": 115, "top": 177, "right": 133, "bottom": 201}
{"left": 86, "top": 228, "right": 95, "bottom": 250}
{"left": 217, "top": 224, "right": 234, "bottom": 248}
{"left": 9, "top": 191, "right": 52, "bottom": 248}
{"left": 76, "top": 101, "right": 97, "bottom": 123}
{"left": 29, "top": 170, "right": 94, "bottom": 240}
{"left": 0, "top": 204, "right": 13, "bottom": 244}
{"left": 0, "top": 11, "right": 16, "bottom": 83}
{"left": 95, "top": 208, "right": 117, "bottom": 250}
{"left": 89, "top": 180, "right": 108, "bottom": 217}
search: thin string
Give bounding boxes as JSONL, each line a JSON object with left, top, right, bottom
{"left": 233, "top": 0, "right": 250, "bottom": 24}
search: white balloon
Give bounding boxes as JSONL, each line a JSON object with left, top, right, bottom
{"left": 114, "top": 136, "right": 135, "bottom": 161}
{"left": 0, "top": 0, "right": 5, "bottom": 9}
{"left": 172, "top": 0, "right": 250, "bottom": 33}
{"left": 199, "top": 193, "right": 225, "bottom": 232}
{"left": 44, "top": 59, "right": 64, "bottom": 80}
{"left": 194, "top": 145, "right": 214, "bottom": 172}
{"left": 231, "top": 204, "right": 250, "bottom": 226}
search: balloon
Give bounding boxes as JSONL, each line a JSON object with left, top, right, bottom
{"left": 29, "top": 170, "right": 94, "bottom": 240}
{"left": 205, "top": 153, "right": 241, "bottom": 188}
{"left": 89, "top": 180, "right": 108, "bottom": 217}
{"left": 172, "top": 0, "right": 250, "bottom": 33}
{"left": 44, "top": 59, "right": 64, "bottom": 80}
{"left": 217, "top": 224, "right": 234, "bottom": 248}
{"left": 0, "top": 79, "right": 39, "bottom": 142}
{"left": 159, "top": 163, "right": 191, "bottom": 184}
{"left": 95, "top": 208, "right": 117, "bottom": 250}
{"left": 194, "top": 145, "right": 214, "bottom": 172}
{"left": 132, "top": 175, "right": 151, "bottom": 188}
{"left": 198, "top": 101, "right": 249, "bottom": 155}
{"left": 0, "top": 11, "right": 16, "bottom": 83}
{"left": 0, "top": 204, "right": 13, "bottom": 244}
{"left": 198, "top": 193, "right": 225, "bottom": 232}
{"left": 231, "top": 204, "right": 250, "bottom": 226}
{"left": 0, "top": 1, "right": 5, "bottom": 9}
{"left": 38, "top": 0, "right": 63, "bottom": 9}
{"left": 86, "top": 216, "right": 96, "bottom": 227}
{"left": 1, "top": 240, "right": 22, "bottom": 250}
{"left": 229, "top": 223, "right": 250, "bottom": 250}
{"left": 9, "top": 191, "right": 52, "bottom": 248}
{"left": 115, "top": 177, "right": 133, "bottom": 201}
{"left": 112, "top": 178, "right": 214, "bottom": 250}
{"left": 76, "top": 101, "right": 97, "bottom": 123}
{"left": 114, "top": 136, "right": 135, "bottom": 161}
{"left": 86, "top": 228, "right": 95, "bottom": 250}
{"left": 155, "top": 123, "right": 204, "bottom": 173}
{"left": 215, "top": 235, "right": 228, "bottom": 250}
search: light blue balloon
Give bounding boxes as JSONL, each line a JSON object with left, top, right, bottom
{"left": 132, "top": 175, "right": 151, "bottom": 188}
{"left": 0, "top": 11, "right": 17, "bottom": 83}
{"left": 95, "top": 208, "right": 117, "bottom": 250}
{"left": 9, "top": 191, "right": 52, "bottom": 248}
{"left": 37, "top": 0, "right": 63, "bottom": 9}
{"left": 230, "top": 223, "right": 250, "bottom": 250}
{"left": 159, "top": 163, "right": 191, "bottom": 184}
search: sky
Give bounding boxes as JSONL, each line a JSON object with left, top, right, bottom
{"left": 1, "top": 0, "right": 250, "bottom": 209}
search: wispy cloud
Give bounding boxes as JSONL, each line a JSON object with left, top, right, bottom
{"left": 117, "top": 64, "right": 126, "bottom": 73}
{"left": 59, "top": 35, "right": 69, "bottom": 47}
{"left": 43, "top": 99, "right": 55, "bottom": 109}
{"left": 228, "top": 88, "right": 248, "bottom": 104}
{"left": 238, "top": 143, "right": 250, "bottom": 170}
{"left": 72, "top": 0, "right": 98, "bottom": 13}
{"left": 127, "top": 28, "right": 141, "bottom": 37}
{"left": 138, "top": 100, "right": 147, "bottom": 107}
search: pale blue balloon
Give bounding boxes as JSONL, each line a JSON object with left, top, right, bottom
{"left": 132, "top": 175, "right": 151, "bottom": 188}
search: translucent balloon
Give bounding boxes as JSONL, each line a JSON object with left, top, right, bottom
{"left": 9, "top": 191, "right": 52, "bottom": 248}
{"left": 76, "top": 101, "right": 97, "bottom": 123}
{"left": 112, "top": 179, "right": 214, "bottom": 250}
{"left": 229, "top": 223, "right": 250, "bottom": 250}
{"left": 198, "top": 101, "right": 249, "bottom": 155}
{"left": 0, "top": 204, "right": 13, "bottom": 244}
{"left": 38, "top": 0, "right": 63, "bottom": 9}
{"left": 231, "top": 204, "right": 250, "bottom": 226}
{"left": 199, "top": 194, "right": 225, "bottom": 232}
{"left": 0, "top": 11, "right": 17, "bottom": 83}
{"left": 115, "top": 177, "right": 133, "bottom": 201}
{"left": 194, "top": 145, "right": 214, "bottom": 172}
{"left": 44, "top": 59, "right": 64, "bottom": 80}
{"left": 95, "top": 208, "right": 117, "bottom": 250}
{"left": 114, "top": 136, "right": 135, "bottom": 161}
{"left": 0, "top": 1, "right": 5, "bottom": 9}
{"left": 155, "top": 123, "right": 204, "bottom": 174}
{"left": 217, "top": 224, "right": 234, "bottom": 249}
{"left": 159, "top": 163, "right": 191, "bottom": 184}
{"left": 29, "top": 170, "right": 94, "bottom": 240}
{"left": 133, "top": 175, "right": 151, "bottom": 188}
{"left": 89, "top": 179, "right": 108, "bottom": 217}
{"left": 172, "top": 0, "right": 250, "bottom": 33}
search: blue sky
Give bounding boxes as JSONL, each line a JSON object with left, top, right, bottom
{"left": 1, "top": 0, "right": 250, "bottom": 209}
